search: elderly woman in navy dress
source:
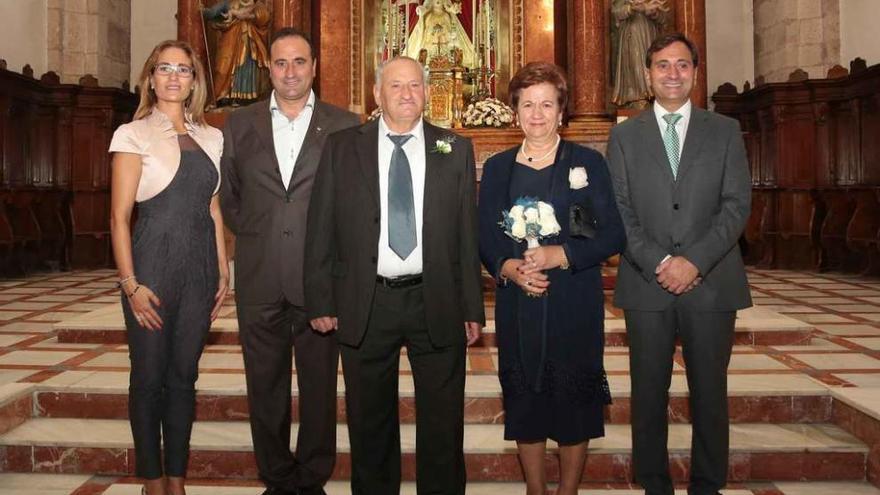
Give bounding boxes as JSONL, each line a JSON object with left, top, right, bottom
{"left": 478, "top": 62, "right": 625, "bottom": 495}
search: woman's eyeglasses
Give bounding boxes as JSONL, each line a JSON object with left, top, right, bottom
{"left": 153, "top": 63, "right": 195, "bottom": 78}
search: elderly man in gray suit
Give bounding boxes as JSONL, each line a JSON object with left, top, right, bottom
{"left": 220, "top": 28, "right": 359, "bottom": 495}
{"left": 607, "top": 33, "right": 752, "bottom": 495}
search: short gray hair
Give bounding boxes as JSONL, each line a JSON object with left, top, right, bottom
{"left": 375, "top": 56, "right": 426, "bottom": 86}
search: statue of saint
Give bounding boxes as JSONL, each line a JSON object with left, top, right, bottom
{"left": 203, "top": 0, "right": 271, "bottom": 106}
{"left": 404, "top": 0, "right": 477, "bottom": 68}
{"left": 611, "top": 0, "right": 670, "bottom": 108}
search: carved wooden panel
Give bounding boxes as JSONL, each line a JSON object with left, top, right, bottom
{"left": 860, "top": 94, "right": 880, "bottom": 185}
{"left": 712, "top": 62, "right": 880, "bottom": 271}
{"left": 0, "top": 66, "right": 136, "bottom": 272}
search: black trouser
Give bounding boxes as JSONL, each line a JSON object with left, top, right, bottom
{"left": 124, "top": 289, "right": 211, "bottom": 480}
{"left": 625, "top": 305, "right": 735, "bottom": 495}
{"left": 237, "top": 298, "right": 340, "bottom": 492}
{"left": 341, "top": 282, "right": 466, "bottom": 495}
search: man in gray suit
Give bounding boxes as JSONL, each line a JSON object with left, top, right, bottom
{"left": 220, "top": 28, "right": 359, "bottom": 495}
{"left": 304, "top": 56, "right": 484, "bottom": 495}
{"left": 607, "top": 33, "right": 752, "bottom": 495}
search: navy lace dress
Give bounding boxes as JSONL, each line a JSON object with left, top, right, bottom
{"left": 479, "top": 142, "right": 624, "bottom": 446}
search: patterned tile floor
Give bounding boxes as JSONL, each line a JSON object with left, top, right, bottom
{"left": 0, "top": 268, "right": 880, "bottom": 494}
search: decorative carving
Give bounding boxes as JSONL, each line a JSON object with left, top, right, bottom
{"left": 121, "top": 80, "right": 130, "bottom": 92}
{"left": 40, "top": 71, "right": 61, "bottom": 85}
{"left": 79, "top": 74, "right": 99, "bottom": 87}
{"left": 827, "top": 65, "right": 848, "bottom": 79}
{"left": 755, "top": 75, "right": 766, "bottom": 87}
{"left": 743, "top": 80, "right": 751, "bottom": 91}
{"left": 788, "top": 68, "right": 809, "bottom": 82}
{"left": 813, "top": 102, "right": 829, "bottom": 125}
{"left": 350, "top": 0, "right": 362, "bottom": 108}
{"left": 512, "top": 0, "right": 523, "bottom": 70}
{"left": 0, "top": 59, "right": 6, "bottom": 70}
{"left": 610, "top": 0, "right": 670, "bottom": 109}
{"left": 851, "top": 57, "right": 868, "bottom": 74}
{"left": 716, "top": 82, "right": 738, "bottom": 95}
{"left": 22, "top": 65, "right": 34, "bottom": 79}
{"left": 203, "top": 0, "right": 272, "bottom": 106}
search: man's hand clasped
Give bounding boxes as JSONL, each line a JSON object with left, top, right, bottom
{"left": 655, "top": 256, "right": 702, "bottom": 295}
{"left": 311, "top": 316, "right": 338, "bottom": 334}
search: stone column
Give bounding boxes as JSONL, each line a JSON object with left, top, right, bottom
{"left": 567, "top": 0, "right": 606, "bottom": 120}
{"left": 522, "top": 0, "right": 555, "bottom": 67}
{"left": 273, "top": 0, "right": 306, "bottom": 33}
{"left": 673, "top": 0, "right": 707, "bottom": 108}
{"left": 47, "top": 0, "right": 131, "bottom": 87}
{"left": 177, "top": 0, "right": 209, "bottom": 72}
{"left": 753, "top": 0, "right": 840, "bottom": 83}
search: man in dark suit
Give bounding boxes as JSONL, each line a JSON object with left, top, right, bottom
{"left": 607, "top": 33, "right": 752, "bottom": 495}
{"left": 219, "top": 28, "right": 359, "bottom": 495}
{"left": 304, "top": 56, "right": 485, "bottom": 495}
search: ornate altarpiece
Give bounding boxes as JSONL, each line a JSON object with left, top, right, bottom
{"left": 177, "top": 0, "right": 709, "bottom": 168}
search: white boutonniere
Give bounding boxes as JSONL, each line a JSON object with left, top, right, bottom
{"left": 431, "top": 136, "right": 455, "bottom": 154}
{"left": 569, "top": 166, "right": 589, "bottom": 190}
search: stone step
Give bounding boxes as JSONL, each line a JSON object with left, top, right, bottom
{"left": 54, "top": 305, "right": 815, "bottom": 347}
{"left": 0, "top": 418, "right": 867, "bottom": 482}
{"left": 4, "top": 468, "right": 880, "bottom": 494}
{"left": 29, "top": 371, "right": 832, "bottom": 424}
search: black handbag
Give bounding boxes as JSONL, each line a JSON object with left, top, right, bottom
{"left": 569, "top": 201, "right": 598, "bottom": 239}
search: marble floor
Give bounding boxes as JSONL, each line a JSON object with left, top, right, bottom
{"left": 1, "top": 268, "right": 880, "bottom": 494}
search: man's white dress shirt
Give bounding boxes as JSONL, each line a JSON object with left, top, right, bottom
{"left": 376, "top": 116, "right": 426, "bottom": 277}
{"left": 653, "top": 99, "right": 692, "bottom": 161}
{"left": 271, "top": 89, "right": 315, "bottom": 189}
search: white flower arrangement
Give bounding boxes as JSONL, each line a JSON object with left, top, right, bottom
{"left": 569, "top": 166, "right": 589, "bottom": 189}
{"left": 431, "top": 136, "right": 455, "bottom": 154}
{"left": 500, "top": 197, "right": 561, "bottom": 248}
{"left": 463, "top": 97, "right": 515, "bottom": 128}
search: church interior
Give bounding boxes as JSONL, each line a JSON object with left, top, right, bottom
{"left": 1, "top": 0, "right": 880, "bottom": 493}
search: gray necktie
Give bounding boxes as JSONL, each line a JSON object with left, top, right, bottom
{"left": 662, "top": 112, "right": 683, "bottom": 178}
{"left": 387, "top": 134, "right": 416, "bottom": 260}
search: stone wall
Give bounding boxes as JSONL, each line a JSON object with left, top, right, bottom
{"left": 0, "top": 1, "right": 48, "bottom": 75}
{"left": 753, "top": 0, "right": 840, "bottom": 82}
{"left": 48, "top": 0, "right": 131, "bottom": 87}
{"left": 130, "top": 0, "right": 177, "bottom": 88}
{"left": 706, "top": 0, "right": 754, "bottom": 99}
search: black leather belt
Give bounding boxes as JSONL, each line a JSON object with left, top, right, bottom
{"left": 376, "top": 273, "right": 423, "bottom": 289}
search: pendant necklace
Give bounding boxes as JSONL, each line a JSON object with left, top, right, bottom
{"left": 522, "top": 134, "right": 561, "bottom": 162}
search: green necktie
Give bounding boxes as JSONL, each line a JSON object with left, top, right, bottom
{"left": 662, "top": 112, "right": 683, "bottom": 179}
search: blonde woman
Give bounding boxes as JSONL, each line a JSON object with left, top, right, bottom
{"left": 109, "top": 40, "right": 228, "bottom": 495}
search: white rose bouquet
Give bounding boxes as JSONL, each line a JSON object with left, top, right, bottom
{"left": 500, "top": 196, "right": 562, "bottom": 249}
{"left": 463, "top": 97, "right": 515, "bottom": 128}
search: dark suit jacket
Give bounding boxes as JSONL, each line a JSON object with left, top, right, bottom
{"left": 220, "top": 98, "right": 360, "bottom": 305}
{"left": 303, "top": 119, "right": 485, "bottom": 347}
{"left": 607, "top": 107, "right": 753, "bottom": 311}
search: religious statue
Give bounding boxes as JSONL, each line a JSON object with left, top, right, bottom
{"left": 610, "top": 0, "right": 670, "bottom": 108}
{"left": 203, "top": 0, "right": 271, "bottom": 106}
{"left": 404, "top": 0, "right": 477, "bottom": 68}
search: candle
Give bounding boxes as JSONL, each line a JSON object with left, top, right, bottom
{"left": 471, "top": 0, "right": 476, "bottom": 44}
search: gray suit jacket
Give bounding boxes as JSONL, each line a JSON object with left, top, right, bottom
{"left": 303, "top": 119, "right": 485, "bottom": 347}
{"left": 607, "top": 107, "right": 753, "bottom": 311}
{"left": 220, "top": 98, "right": 360, "bottom": 305}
